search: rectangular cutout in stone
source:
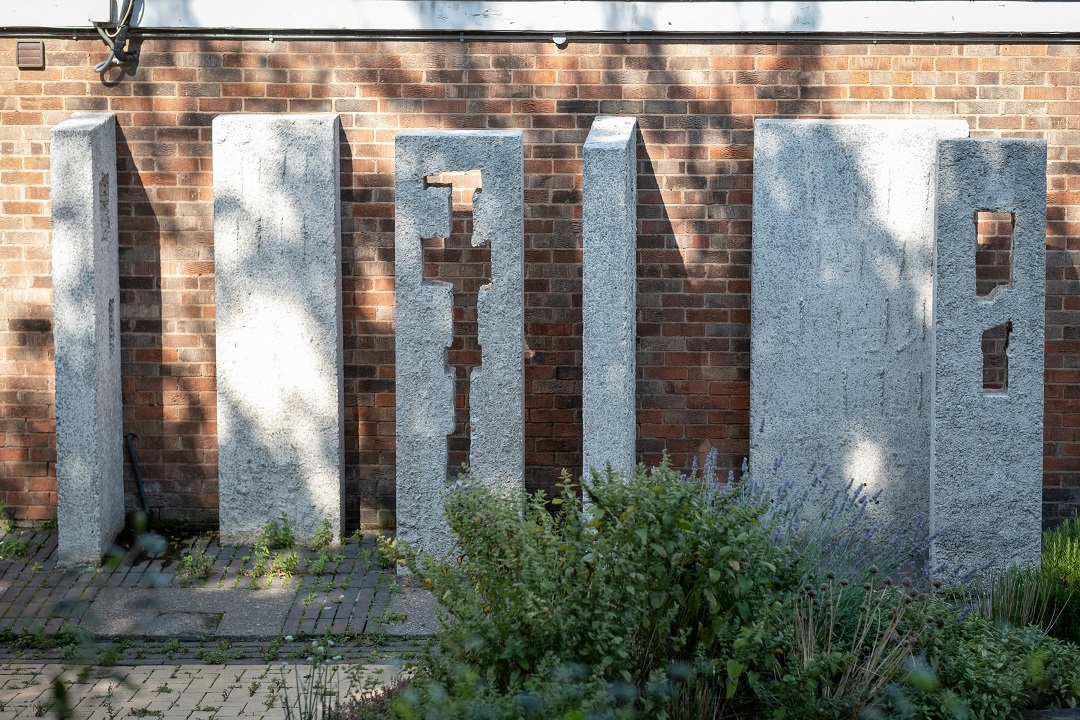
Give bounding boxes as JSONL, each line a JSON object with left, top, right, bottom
{"left": 582, "top": 116, "right": 639, "bottom": 479}
{"left": 975, "top": 211, "right": 1014, "bottom": 297}
{"left": 420, "top": 170, "right": 488, "bottom": 474}
{"left": 932, "top": 138, "right": 1047, "bottom": 579}
{"left": 750, "top": 119, "right": 968, "bottom": 524}
{"left": 981, "top": 321, "right": 1011, "bottom": 392}
{"left": 51, "top": 113, "right": 124, "bottom": 566}
{"left": 395, "top": 130, "right": 524, "bottom": 560}
{"left": 213, "top": 114, "right": 344, "bottom": 545}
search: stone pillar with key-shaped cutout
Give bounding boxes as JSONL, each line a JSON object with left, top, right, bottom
{"left": 394, "top": 130, "right": 524, "bottom": 560}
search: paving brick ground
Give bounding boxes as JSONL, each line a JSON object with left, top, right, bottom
{"left": 0, "top": 529, "right": 429, "bottom": 649}
{"left": 0, "top": 661, "right": 404, "bottom": 719}
{"left": 0, "top": 529, "right": 424, "bottom": 718}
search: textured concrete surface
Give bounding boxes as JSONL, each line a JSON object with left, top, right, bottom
{"left": 394, "top": 130, "right": 524, "bottom": 560}
{"left": 931, "top": 138, "right": 1047, "bottom": 579}
{"left": 50, "top": 113, "right": 125, "bottom": 567}
{"left": 749, "top": 119, "right": 968, "bottom": 523}
{"left": 582, "top": 116, "right": 638, "bottom": 479}
{"left": 213, "top": 114, "right": 345, "bottom": 545}
{"left": 0, "top": 662, "right": 402, "bottom": 720}
{"left": 89, "top": 588, "right": 294, "bottom": 638}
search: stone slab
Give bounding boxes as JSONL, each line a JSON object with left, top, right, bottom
{"left": 213, "top": 114, "right": 345, "bottom": 545}
{"left": 394, "top": 130, "right": 524, "bottom": 560}
{"left": 51, "top": 112, "right": 125, "bottom": 567}
{"left": 749, "top": 119, "right": 968, "bottom": 523}
{"left": 89, "top": 587, "right": 293, "bottom": 638}
{"left": 582, "top": 116, "right": 638, "bottom": 479}
{"left": 364, "top": 586, "right": 439, "bottom": 637}
{"left": 931, "top": 138, "right": 1047, "bottom": 579}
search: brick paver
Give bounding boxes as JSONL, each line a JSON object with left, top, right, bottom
{"left": 0, "top": 529, "right": 429, "bottom": 662}
{"left": 0, "top": 661, "right": 403, "bottom": 720}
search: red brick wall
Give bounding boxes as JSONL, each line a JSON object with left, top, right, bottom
{"left": 1, "top": 37, "right": 1079, "bottom": 529}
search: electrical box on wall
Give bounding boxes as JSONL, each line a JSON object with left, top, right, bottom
{"left": 88, "top": 0, "right": 118, "bottom": 25}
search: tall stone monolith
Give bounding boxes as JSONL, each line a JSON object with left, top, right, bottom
{"left": 394, "top": 130, "right": 524, "bottom": 560}
{"left": 582, "top": 116, "right": 638, "bottom": 479}
{"left": 52, "top": 112, "right": 124, "bottom": 566}
{"left": 214, "top": 114, "right": 344, "bottom": 544}
{"left": 931, "top": 138, "right": 1047, "bottom": 579}
{"left": 750, "top": 119, "right": 968, "bottom": 523}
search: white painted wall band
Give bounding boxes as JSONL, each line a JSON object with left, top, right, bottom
{"left": 7, "top": 1, "right": 1080, "bottom": 36}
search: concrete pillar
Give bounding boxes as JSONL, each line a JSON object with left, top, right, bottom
{"left": 931, "top": 138, "right": 1047, "bottom": 578}
{"left": 51, "top": 113, "right": 124, "bottom": 566}
{"left": 749, "top": 119, "right": 968, "bottom": 522}
{"left": 582, "top": 116, "right": 638, "bottom": 479}
{"left": 213, "top": 114, "right": 344, "bottom": 544}
{"left": 394, "top": 130, "right": 524, "bottom": 559}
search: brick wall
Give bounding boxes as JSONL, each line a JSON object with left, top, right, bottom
{"left": 2, "top": 37, "right": 1079, "bottom": 529}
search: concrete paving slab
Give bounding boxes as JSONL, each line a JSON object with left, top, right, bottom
{"left": 364, "top": 586, "right": 439, "bottom": 637}
{"left": 88, "top": 588, "right": 294, "bottom": 639}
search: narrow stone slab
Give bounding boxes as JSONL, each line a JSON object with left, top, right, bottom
{"left": 213, "top": 114, "right": 344, "bottom": 545}
{"left": 394, "top": 130, "right": 524, "bottom": 560}
{"left": 750, "top": 119, "right": 968, "bottom": 521}
{"left": 931, "top": 138, "right": 1046, "bottom": 578}
{"left": 51, "top": 113, "right": 124, "bottom": 567}
{"left": 582, "top": 116, "right": 638, "bottom": 479}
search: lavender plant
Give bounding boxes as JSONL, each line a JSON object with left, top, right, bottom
{"left": 695, "top": 449, "right": 931, "bottom": 586}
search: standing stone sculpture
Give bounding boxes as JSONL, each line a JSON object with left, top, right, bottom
{"left": 52, "top": 113, "right": 124, "bottom": 566}
{"left": 394, "top": 130, "right": 524, "bottom": 560}
{"left": 213, "top": 114, "right": 344, "bottom": 544}
{"left": 750, "top": 119, "right": 968, "bottom": 522}
{"left": 582, "top": 116, "right": 638, "bottom": 479}
{"left": 931, "top": 138, "right": 1047, "bottom": 578}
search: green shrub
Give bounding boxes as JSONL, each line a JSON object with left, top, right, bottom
{"left": 884, "top": 611, "right": 1080, "bottom": 719}
{"left": 1042, "top": 514, "right": 1080, "bottom": 643}
{"left": 391, "top": 458, "right": 800, "bottom": 718}
{"left": 383, "top": 456, "right": 1080, "bottom": 720}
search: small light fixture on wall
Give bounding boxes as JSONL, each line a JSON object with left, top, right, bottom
{"left": 16, "top": 40, "right": 45, "bottom": 70}
{"left": 552, "top": 33, "right": 568, "bottom": 49}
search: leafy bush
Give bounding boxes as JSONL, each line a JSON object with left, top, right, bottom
{"left": 885, "top": 611, "right": 1080, "bottom": 719}
{"left": 391, "top": 458, "right": 801, "bottom": 718}
{"left": 382, "top": 456, "right": 1080, "bottom": 720}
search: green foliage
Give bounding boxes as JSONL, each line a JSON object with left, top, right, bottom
{"left": 312, "top": 519, "right": 336, "bottom": 550}
{"left": 0, "top": 501, "right": 13, "bottom": 535}
{"left": 382, "top": 456, "right": 1080, "bottom": 720}
{"left": 1042, "top": 514, "right": 1080, "bottom": 643}
{"left": 246, "top": 515, "right": 301, "bottom": 586}
{"left": 177, "top": 538, "right": 214, "bottom": 586}
{"left": 391, "top": 459, "right": 802, "bottom": 718}
{"left": 970, "top": 565, "right": 1061, "bottom": 634}
{"left": 262, "top": 514, "right": 297, "bottom": 551}
{"left": 886, "top": 611, "right": 1080, "bottom": 719}
{"left": 0, "top": 537, "right": 30, "bottom": 560}
{"left": 199, "top": 640, "right": 239, "bottom": 665}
